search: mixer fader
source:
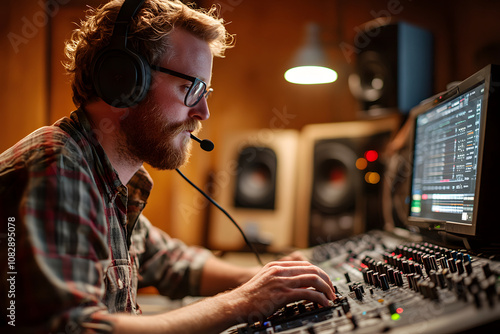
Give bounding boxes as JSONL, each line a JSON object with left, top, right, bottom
{"left": 224, "top": 230, "right": 500, "bottom": 333}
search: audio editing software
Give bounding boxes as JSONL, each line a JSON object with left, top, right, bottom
{"left": 409, "top": 83, "right": 484, "bottom": 223}
{"left": 223, "top": 230, "right": 500, "bottom": 334}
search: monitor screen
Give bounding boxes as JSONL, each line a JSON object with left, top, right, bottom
{"left": 410, "top": 82, "right": 484, "bottom": 224}
{"left": 407, "top": 64, "right": 500, "bottom": 239}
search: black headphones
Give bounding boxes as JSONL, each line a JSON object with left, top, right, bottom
{"left": 91, "top": 0, "right": 151, "bottom": 108}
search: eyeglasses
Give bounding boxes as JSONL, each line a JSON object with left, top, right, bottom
{"left": 151, "top": 65, "right": 212, "bottom": 107}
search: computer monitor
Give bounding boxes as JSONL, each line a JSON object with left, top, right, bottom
{"left": 407, "top": 64, "right": 500, "bottom": 240}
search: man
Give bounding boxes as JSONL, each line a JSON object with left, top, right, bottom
{"left": 0, "top": 0, "right": 335, "bottom": 333}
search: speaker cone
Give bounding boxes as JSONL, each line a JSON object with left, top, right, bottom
{"left": 234, "top": 146, "right": 277, "bottom": 209}
{"left": 312, "top": 141, "right": 360, "bottom": 214}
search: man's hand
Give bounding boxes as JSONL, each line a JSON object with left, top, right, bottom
{"left": 229, "top": 260, "right": 336, "bottom": 324}
{"left": 200, "top": 250, "right": 311, "bottom": 296}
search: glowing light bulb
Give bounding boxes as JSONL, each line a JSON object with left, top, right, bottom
{"left": 356, "top": 158, "right": 368, "bottom": 170}
{"left": 365, "top": 150, "right": 378, "bottom": 162}
{"left": 284, "top": 66, "right": 338, "bottom": 85}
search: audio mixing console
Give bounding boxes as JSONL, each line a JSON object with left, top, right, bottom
{"left": 223, "top": 230, "right": 500, "bottom": 333}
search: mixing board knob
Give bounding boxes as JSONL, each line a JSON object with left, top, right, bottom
{"left": 379, "top": 274, "right": 390, "bottom": 291}
{"left": 344, "top": 272, "right": 351, "bottom": 283}
{"left": 436, "top": 270, "right": 447, "bottom": 289}
{"left": 429, "top": 255, "right": 438, "bottom": 271}
{"left": 445, "top": 249, "right": 452, "bottom": 259}
{"left": 483, "top": 263, "right": 492, "bottom": 278}
{"left": 395, "top": 257, "right": 402, "bottom": 271}
{"left": 407, "top": 273, "right": 415, "bottom": 290}
{"left": 429, "top": 270, "right": 438, "bottom": 286}
{"left": 414, "top": 263, "right": 423, "bottom": 276}
{"left": 456, "top": 259, "right": 465, "bottom": 275}
{"left": 417, "top": 280, "right": 428, "bottom": 299}
{"left": 423, "top": 255, "right": 432, "bottom": 273}
{"left": 445, "top": 272, "right": 454, "bottom": 291}
{"left": 354, "top": 287, "right": 364, "bottom": 300}
{"left": 402, "top": 260, "right": 410, "bottom": 274}
{"left": 395, "top": 271, "right": 404, "bottom": 287}
{"left": 470, "top": 284, "right": 482, "bottom": 308}
{"left": 464, "top": 254, "right": 471, "bottom": 263}
{"left": 454, "top": 277, "right": 467, "bottom": 301}
{"left": 485, "top": 276, "right": 497, "bottom": 307}
{"left": 368, "top": 259, "right": 377, "bottom": 271}
{"left": 373, "top": 272, "right": 380, "bottom": 288}
{"left": 366, "top": 270, "right": 374, "bottom": 285}
{"left": 465, "top": 260, "right": 473, "bottom": 275}
{"left": 362, "top": 269, "right": 369, "bottom": 284}
{"left": 387, "top": 268, "right": 395, "bottom": 284}
{"left": 341, "top": 300, "right": 350, "bottom": 313}
{"left": 451, "top": 251, "right": 457, "bottom": 260}
{"left": 416, "top": 251, "right": 423, "bottom": 263}
{"left": 408, "top": 262, "right": 416, "bottom": 274}
{"left": 377, "top": 262, "right": 386, "bottom": 275}
{"left": 428, "top": 282, "right": 439, "bottom": 301}
{"left": 383, "top": 253, "right": 389, "bottom": 262}
{"left": 284, "top": 305, "right": 294, "bottom": 317}
{"left": 409, "top": 247, "right": 417, "bottom": 259}
{"left": 448, "top": 258, "right": 458, "bottom": 273}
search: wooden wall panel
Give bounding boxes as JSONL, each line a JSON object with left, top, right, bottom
{"left": 0, "top": 0, "right": 49, "bottom": 152}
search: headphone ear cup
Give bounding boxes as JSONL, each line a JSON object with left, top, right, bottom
{"left": 92, "top": 47, "right": 151, "bottom": 108}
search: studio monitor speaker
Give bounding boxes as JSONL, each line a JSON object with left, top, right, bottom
{"left": 348, "top": 20, "right": 433, "bottom": 115}
{"left": 295, "top": 116, "right": 400, "bottom": 248}
{"left": 208, "top": 129, "right": 299, "bottom": 252}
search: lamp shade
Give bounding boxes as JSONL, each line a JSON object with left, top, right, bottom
{"left": 285, "top": 23, "right": 338, "bottom": 85}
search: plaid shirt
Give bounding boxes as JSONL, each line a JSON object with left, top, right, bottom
{"left": 0, "top": 109, "right": 211, "bottom": 333}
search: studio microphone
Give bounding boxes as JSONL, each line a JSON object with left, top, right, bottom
{"left": 190, "top": 133, "right": 214, "bottom": 152}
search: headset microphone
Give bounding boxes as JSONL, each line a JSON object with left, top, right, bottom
{"left": 190, "top": 133, "right": 214, "bottom": 152}
{"left": 178, "top": 133, "right": 263, "bottom": 266}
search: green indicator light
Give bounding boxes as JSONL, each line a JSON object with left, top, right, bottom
{"left": 391, "top": 314, "right": 401, "bottom": 321}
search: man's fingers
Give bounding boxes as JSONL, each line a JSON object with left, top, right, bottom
{"left": 284, "top": 274, "right": 336, "bottom": 302}
{"left": 259, "top": 264, "right": 336, "bottom": 302}
{"left": 287, "top": 287, "right": 333, "bottom": 307}
{"left": 266, "top": 262, "right": 336, "bottom": 295}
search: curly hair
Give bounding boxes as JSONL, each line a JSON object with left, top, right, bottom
{"left": 63, "top": 0, "right": 233, "bottom": 107}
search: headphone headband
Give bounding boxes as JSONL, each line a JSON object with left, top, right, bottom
{"left": 111, "top": 0, "right": 146, "bottom": 47}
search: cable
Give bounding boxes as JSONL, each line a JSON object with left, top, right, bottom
{"left": 175, "top": 168, "right": 264, "bottom": 266}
